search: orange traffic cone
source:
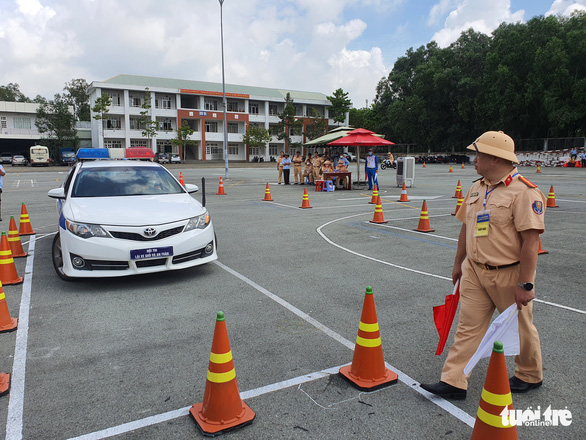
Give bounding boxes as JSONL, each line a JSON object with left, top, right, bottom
{"left": 536, "top": 165, "right": 541, "bottom": 173}
{"left": 563, "top": 161, "right": 567, "bottom": 167}
{"left": 448, "top": 165, "right": 453, "bottom": 173}
{"left": 262, "top": 183, "right": 273, "bottom": 201}
{"left": 414, "top": 200, "right": 435, "bottom": 232}
{"left": 8, "top": 217, "right": 27, "bottom": 258}
{"left": 423, "top": 162, "right": 426, "bottom": 168}
{"left": 0, "top": 284, "right": 17, "bottom": 333}
{"left": 179, "top": 172, "right": 185, "bottom": 186}
{"left": 461, "top": 162, "right": 465, "bottom": 169}
{"left": 546, "top": 185, "right": 559, "bottom": 208}
{"left": 452, "top": 180, "right": 462, "bottom": 198}
{"left": 452, "top": 196, "right": 463, "bottom": 216}
{"left": 538, "top": 236, "right": 548, "bottom": 255}
{"left": 0, "top": 373, "right": 9, "bottom": 397}
{"left": 18, "top": 203, "right": 35, "bottom": 236}
{"left": 370, "top": 196, "right": 387, "bottom": 224}
{"left": 471, "top": 341, "right": 518, "bottom": 440}
{"left": 300, "top": 187, "right": 312, "bottom": 209}
{"left": 398, "top": 183, "right": 410, "bottom": 202}
{"left": 0, "top": 233, "right": 23, "bottom": 285}
{"left": 339, "top": 286, "right": 398, "bottom": 390}
{"left": 369, "top": 184, "right": 379, "bottom": 204}
{"left": 190, "top": 311, "right": 255, "bottom": 436}
{"left": 216, "top": 177, "right": 226, "bottom": 195}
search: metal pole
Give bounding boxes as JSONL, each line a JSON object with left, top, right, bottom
{"left": 219, "top": 0, "right": 229, "bottom": 180}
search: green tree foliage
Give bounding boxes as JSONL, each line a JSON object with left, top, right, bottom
{"left": 92, "top": 94, "right": 112, "bottom": 145}
{"left": 0, "top": 83, "right": 31, "bottom": 102}
{"left": 140, "top": 88, "right": 159, "bottom": 148}
{"left": 304, "top": 108, "right": 328, "bottom": 141}
{"left": 327, "top": 88, "right": 352, "bottom": 125}
{"left": 171, "top": 120, "right": 198, "bottom": 157}
{"left": 35, "top": 93, "right": 78, "bottom": 156}
{"left": 64, "top": 78, "right": 91, "bottom": 121}
{"left": 241, "top": 124, "right": 272, "bottom": 152}
{"left": 372, "top": 12, "right": 586, "bottom": 151}
{"left": 276, "top": 92, "right": 303, "bottom": 153}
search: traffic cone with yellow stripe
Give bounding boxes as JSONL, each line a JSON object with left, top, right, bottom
{"left": 18, "top": 203, "right": 35, "bottom": 236}
{"left": 8, "top": 217, "right": 27, "bottom": 258}
{"left": 414, "top": 200, "right": 435, "bottom": 232}
{"left": 461, "top": 162, "right": 465, "bottom": 169}
{"left": 216, "top": 177, "right": 226, "bottom": 195}
{"left": 536, "top": 165, "right": 541, "bottom": 173}
{"left": 370, "top": 196, "right": 387, "bottom": 224}
{"left": 0, "top": 373, "right": 9, "bottom": 397}
{"left": 300, "top": 187, "right": 312, "bottom": 209}
{"left": 453, "top": 180, "right": 462, "bottom": 198}
{"left": 0, "top": 233, "right": 22, "bottom": 285}
{"left": 339, "top": 286, "right": 398, "bottom": 390}
{"left": 452, "top": 196, "right": 463, "bottom": 216}
{"left": 190, "top": 311, "right": 255, "bottom": 436}
{"left": 369, "top": 184, "right": 379, "bottom": 204}
{"left": 546, "top": 185, "right": 558, "bottom": 208}
{"left": 423, "top": 162, "right": 426, "bottom": 168}
{"left": 448, "top": 165, "right": 453, "bottom": 173}
{"left": 0, "top": 283, "right": 17, "bottom": 333}
{"left": 398, "top": 182, "right": 410, "bottom": 202}
{"left": 471, "top": 341, "right": 518, "bottom": 440}
{"left": 179, "top": 172, "right": 185, "bottom": 186}
{"left": 263, "top": 183, "right": 273, "bottom": 201}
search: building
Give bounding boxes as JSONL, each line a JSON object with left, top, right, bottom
{"left": 87, "top": 74, "right": 345, "bottom": 161}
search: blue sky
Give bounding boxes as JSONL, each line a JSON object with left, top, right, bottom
{"left": 0, "top": 0, "right": 584, "bottom": 108}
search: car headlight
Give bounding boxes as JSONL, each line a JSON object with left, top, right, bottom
{"left": 184, "top": 212, "right": 211, "bottom": 231}
{"left": 66, "top": 220, "right": 110, "bottom": 239}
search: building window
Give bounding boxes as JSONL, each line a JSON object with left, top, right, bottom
{"left": 269, "top": 104, "right": 278, "bottom": 116}
{"left": 228, "top": 143, "right": 239, "bottom": 155}
{"left": 156, "top": 96, "right": 172, "bottom": 109}
{"left": 249, "top": 103, "right": 259, "bottom": 115}
{"left": 250, "top": 147, "right": 260, "bottom": 156}
{"left": 1, "top": 117, "right": 6, "bottom": 129}
{"left": 161, "top": 119, "right": 172, "bottom": 131}
{"left": 105, "top": 140, "right": 123, "bottom": 148}
{"left": 269, "top": 144, "right": 278, "bottom": 156}
{"left": 129, "top": 118, "right": 143, "bottom": 130}
{"left": 205, "top": 121, "right": 218, "bottom": 132}
{"left": 130, "top": 96, "right": 142, "bottom": 107}
{"left": 106, "top": 117, "right": 121, "bottom": 129}
{"left": 206, "top": 143, "right": 220, "bottom": 155}
{"left": 130, "top": 140, "right": 147, "bottom": 147}
{"left": 227, "top": 122, "right": 239, "bottom": 134}
{"left": 13, "top": 117, "right": 31, "bottom": 129}
{"left": 227, "top": 100, "right": 238, "bottom": 112}
{"left": 205, "top": 100, "right": 218, "bottom": 111}
{"left": 107, "top": 93, "right": 121, "bottom": 106}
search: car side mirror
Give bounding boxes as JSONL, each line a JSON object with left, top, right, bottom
{"left": 184, "top": 183, "right": 199, "bottom": 193}
{"left": 48, "top": 188, "right": 66, "bottom": 199}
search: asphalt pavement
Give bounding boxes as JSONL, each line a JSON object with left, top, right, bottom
{"left": 0, "top": 162, "right": 584, "bottom": 439}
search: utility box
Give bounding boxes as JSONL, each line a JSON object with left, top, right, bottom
{"left": 396, "top": 156, "right": 415, "bottom": 187}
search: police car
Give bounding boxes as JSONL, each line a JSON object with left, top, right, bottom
{"left": 48, "top": 148, "right": 217, "bottom": 280}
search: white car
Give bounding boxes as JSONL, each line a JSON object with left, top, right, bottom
{"left": 48, "top": 148, "right": 217, "bottom": 280}
{"left": 170, "top": 154, "right": 181, "bottom": 164}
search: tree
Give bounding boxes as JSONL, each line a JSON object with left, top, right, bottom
{"left": 327, "top": 88, "right": 352, "bottom": 125}
{"left": 276, "top": 92, "right": 303, "bottom": 153}
{"left": 139, "top": 87, "right": 158, "bottom": 149}
{"left": 241, "top": 124, "right": 272, "bottom": 157}
{"left": 304, "top": 108, "right": 328, "bottom": 141}
{"left": 0, "top": 83, "right": 31, "bottom": 102}
{"left": 35, "top": 93, "right": 78, "bottom": 156}
{"left": 92, "top": 94, "right": 112, "bottom": 146}
{"left": 64, "top": 78, "right": 90, "bottom": 121}
{"left": 171, "top": 120, "right": 197, "bottom": 159}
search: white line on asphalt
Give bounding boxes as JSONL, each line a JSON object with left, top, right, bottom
{"left": 365, "top": 220, "right": 459, "bottom": 241}
{"left": 555, "top": 198, "right": 586, "bottom": 203}
{"left": 5, "top": 236, "right": 36, "bottom": 440}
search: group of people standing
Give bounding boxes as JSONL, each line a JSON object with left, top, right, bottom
{"left": 276, "top": 151, "right": 350, "bottom": 188}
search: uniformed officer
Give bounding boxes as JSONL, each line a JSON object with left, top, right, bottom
{"left": 312, "top": 152, "right": 323, "bottom": 183}
{"left": 292, "top": 151, "right": 303, "bottom": 184}
{"left": 277, "top": 151, "right": 284, "bottom": 184}
{"left": 421, "top": 131, "right": 546, "bottom": 399}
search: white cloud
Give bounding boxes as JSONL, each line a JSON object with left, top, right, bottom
{"left": 546, "top": 0, "right": 586, "bottom": 16}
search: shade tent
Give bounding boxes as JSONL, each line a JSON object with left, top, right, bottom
{"left": 304, "top": 126, "right": 354, "bottom": 146}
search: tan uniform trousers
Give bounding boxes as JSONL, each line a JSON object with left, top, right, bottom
{"left": 441, "top": 258, "right": 542, "bottom": 389}
{"left": 293, "top": 164, "right": 302, "bottom": 183}
{"left": 278, "top": 166, "right": 283, "bottom": 183}
{"left": 313, "top": 167, "right": 321, "bottom": 182}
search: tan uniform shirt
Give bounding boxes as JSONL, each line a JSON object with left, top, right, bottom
{"left": 312, "top": 157, "right": 322, "bottom": 169}
{"left": 456, "top": 172, "right": 546, "bottom": 267}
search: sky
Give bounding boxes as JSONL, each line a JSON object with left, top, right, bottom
{"left": 0, "top": 0, "right": 585, "bottom": 109}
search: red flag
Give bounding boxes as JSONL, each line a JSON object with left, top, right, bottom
{"left": 433, "top": 280, "right": 460, "bottom": 355}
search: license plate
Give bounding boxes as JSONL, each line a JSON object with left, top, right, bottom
{"left": 130, "top": 246, "right": 173, "bottom": 260}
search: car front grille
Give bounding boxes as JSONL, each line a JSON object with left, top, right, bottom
{"left": 135, "top": 258, "right": 167, "bottom": 268}
{"left": 109, "top": 226, "right": 184, "bottom": 241}
{"left": 84, "top": 260, "right": 129, "bottom": 270}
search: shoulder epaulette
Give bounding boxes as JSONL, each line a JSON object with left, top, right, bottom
{"left": 518, "top": 175, "right": 537, "bottom": 188}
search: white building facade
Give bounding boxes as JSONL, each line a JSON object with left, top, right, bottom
{"left": 88, "top": 74, "right": 346, "bottom": 161}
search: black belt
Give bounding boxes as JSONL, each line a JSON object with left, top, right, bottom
{"left": 472, "top": 260, "right": 520, "bottom": 270}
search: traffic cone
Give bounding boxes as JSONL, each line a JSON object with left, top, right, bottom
{"left": 339, "top": 286, "right": 398, "bottom": 390}
{"left": 369, "top": 184, "right": 379, "bottom": 204}
{"left": 0, "top": 373, "right": 9, "bottom": 397}
{"left": 0, "top": 233, "right": 23, "bottom": 285}
{"left": 471, "top": 341, "right": 518, "bottom": 440}
{"left": 190, "top": 311, "right": 255, "bottom": 436}
{"left": 461, "top": 162, "right": 465, "bottom": 169}
{"left": 398, "top": 183, "right": 410, "bottom": 202}
{"left": 452, "top": 196, "right": 463, "bottom": 216}
{"left": 18, "top": 203, "right": 35, "bottom": 236}
{"left": 452, "top": 180, "right": 462, "bottom": 198}
{"left": 563, "top": 161, "right": 567, "bottom": 167}
{"left": 216, "top": 177, "right": 226, "bottom": 195}
{"left": 300, "top": 187, "right": 312, "bottom": 209}
{"left": 262, "top": 183, "right": 273, "bottom": 201}
{"left": 448, "top": 165, "right": 453, "bottom": 173}
{"left": 414, "top": 200, "right": 435, "bottom": 232}
{"left": 0, "top": 284, "right": 17, "bottom": 333}
{"left": 8, "top": 217, "right": 27, "bottom": 258}
{"left": 546, "top": 185, "right": 559, "bottom": 208}
{"left": 423, "top": 162, "right": 426, "bottom": 168}
{"left": 538, "top": 236, "right": 548, "bottom": 255}
{"left": 370, "top": 196, "right": 387, "bottom": 224}
{"left": 536, "top": 165, "right": 541, "bottom": 173}
{"left": 179, "top": 172, "right": 185, "bottom": 186}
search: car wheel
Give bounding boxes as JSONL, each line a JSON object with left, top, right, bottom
{"left": 52, "top": 233, "right": 73, "bottom": 281}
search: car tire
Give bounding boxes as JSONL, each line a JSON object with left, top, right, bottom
{"left": 52, "top": 233, "right": 73, "bottom": 281}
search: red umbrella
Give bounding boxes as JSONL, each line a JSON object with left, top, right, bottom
{"left": 433, "top": 280, "right": 460, "bottom": 355}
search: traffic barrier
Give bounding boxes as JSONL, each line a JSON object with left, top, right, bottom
{"left": 216, "top": 177, "right": 226, "bottom": 195}
{"left": 190, "top": 311, "right": 255, "bottom": 436}
{"left": 300, "top": 188, "right": 312, "bottom": 209}
{"left": 8, "top": 216, "right": 27, "bottom": 258}
{"left": 263, "top": 183, "right": 273, "bottom": 201}
{"left": 414, "top": 200, "right": 435, "bottom": 232}
{"left": 546, "top": 185, "right": 559, "bottom": 208}
{"left": 538, "top": 236, "right": 548, "bottom": 255}
{"left": 18, "top": 203, "right": 35, "bottom": 236}
{"left": 453, "top": 180, "right": 462, "bottom": 198}
{"left": 0, "top": 373, "right": 9, "bottom": 397}
{"left": 179, "top": 172, "right": 185, "bottom": 186}
{"left": 0, "top": 233, "right": 22, "bottom": 285}
{"left": 471, "top": 341, "right": 518, "bottom": 440}
{"left": 0, "top": 284, "right": 17, "bottom": 333}
{"left": 449, "top": 165, "right": 453, "bottom": 173}
{"left": 452, "top": 196, "right": 463, "bottom": 216}
{"left": 536, "top": 165, "right": 541, "bottom": 173}
{"left": 339, "top": 286, "right": 398, "bottom": 390}
{"left": 369, "top": 184, "right": 379, "bottom": 204}
{"left": 370, "top": 196, "right": 387, "bottom": 224}
{"left": 398, "top": 183, "right": 410, "bottom": 202}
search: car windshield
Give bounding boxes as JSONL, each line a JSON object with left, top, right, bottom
{"left": 71, "top": 166, "right": 184, "bottom": 197}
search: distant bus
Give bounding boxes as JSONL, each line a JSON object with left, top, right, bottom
{"left": 29, "top": 145, "right": 50, "bottom": 167}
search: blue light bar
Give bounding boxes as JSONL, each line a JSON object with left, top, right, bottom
{"left": 76, "top": 148, "right": 110, "bottom": 160}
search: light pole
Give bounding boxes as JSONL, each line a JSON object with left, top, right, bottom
{"left": 219, "top": 0, "right": 229, "bottom": 180}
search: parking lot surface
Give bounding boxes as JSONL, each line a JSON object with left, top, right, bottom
{"left": 0, "top": 163, "right": 584, "bottom": 439}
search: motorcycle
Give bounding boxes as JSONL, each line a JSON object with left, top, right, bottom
{"left": 380, "top": 159, "right": 396, "bottom": 170}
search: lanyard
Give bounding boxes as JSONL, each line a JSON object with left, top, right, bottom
{"left": 483, "top": 172, "right": 518, "bottom": 210}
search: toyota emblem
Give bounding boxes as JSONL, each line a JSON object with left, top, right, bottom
{"left": 143, "top": 227, "right": 157, "bottom": 237}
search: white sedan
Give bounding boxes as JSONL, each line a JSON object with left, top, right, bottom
{"left": 48, "top": 152, "right": 216, "bottom": 280}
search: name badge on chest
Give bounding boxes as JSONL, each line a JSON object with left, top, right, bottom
{"left": 475, "top": 210, "right": 490, "bottom": 237}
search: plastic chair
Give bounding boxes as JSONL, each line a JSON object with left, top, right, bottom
{"left": 323, "top": 180, "right": 335, "bottom": 192}
{"left": 315, "top": 180, "right": 324, "bottom": 191}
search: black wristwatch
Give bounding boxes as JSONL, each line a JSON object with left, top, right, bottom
{"left": 517, "top": 282, "right": 534, "bottom": 291}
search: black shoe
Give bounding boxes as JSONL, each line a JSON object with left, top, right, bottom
{"left": 420, "top": 381, "right": 466, "bottom": 400}
{"left": 509, "top": 376, "right": 542, "bottom": 393}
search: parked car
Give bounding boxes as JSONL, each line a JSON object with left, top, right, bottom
{"left": 170, "top": 154, "right": 181, "bottom": 164}
{"left": 156, "top": 152, "right": 170, "bottom": 164}
{"left": 0, "top": 153, "right": 13, "bottom": 164}
{"left": 11, "top": 155, "right": 27, "bottom": 166}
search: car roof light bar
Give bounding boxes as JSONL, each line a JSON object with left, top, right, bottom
{"left": 76, "top": 148, "right": 110, "bottom": 160}
{"left": 76, "top": 148, "right": 156, "bottom": 160}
